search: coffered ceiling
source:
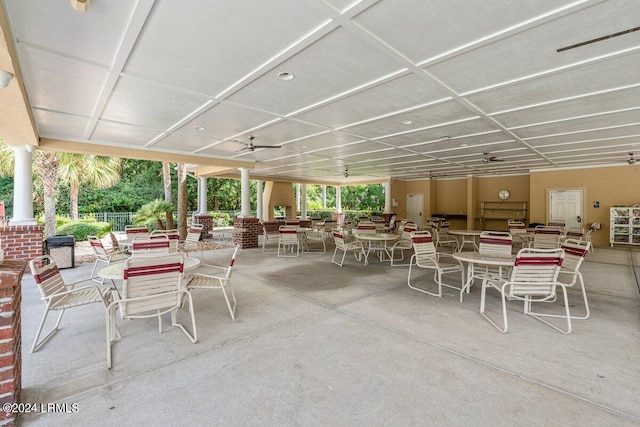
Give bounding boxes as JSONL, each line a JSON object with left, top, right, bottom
{"left": 1, "top": 0, "right": 639, "bottom": 183}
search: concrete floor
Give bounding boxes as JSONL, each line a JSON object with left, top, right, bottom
{"left": 17, "top": 240, "right": 640, "bottom": 426}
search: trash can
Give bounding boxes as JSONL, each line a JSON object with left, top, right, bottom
{"left": 46, "top": 235, "right": 75, "bottom": 269}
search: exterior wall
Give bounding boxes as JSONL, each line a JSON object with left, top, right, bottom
{"left": 0, "top": 225, "right": 44, "bottom": 262}
{"left": 0, "top": 260, "right": 26, "bottom": 427}
{"left": 530, "top": 165, "right": 640, "bottom": 247}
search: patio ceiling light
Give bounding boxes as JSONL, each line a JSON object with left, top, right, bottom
{"left": 0, "top": 71, "right": 13, "bottom": 88}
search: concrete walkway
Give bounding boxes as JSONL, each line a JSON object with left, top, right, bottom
{"left": 18, "top": 241, "right": 640, "bottom": 426}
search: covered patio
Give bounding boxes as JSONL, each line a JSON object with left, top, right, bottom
{"left": 19, "top": 243, "right": 640, "bottom": 425}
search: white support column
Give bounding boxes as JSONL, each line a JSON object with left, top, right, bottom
{"left": 197, "top": 177, "right": 208, "bottom": 214}
{"left": 9, "top": 146, "right": 36, "bottom": 225}
{"left": 322, "top": 185, "right": 327, "bottom": 208}
{"left": 239, "top": 167, "right": 251, "bottom": 217}
{"left": 336, "top": 185, "right": 342, "bottom": 213}
{"left": 296, "top": 183, "right": 301, "bottom": 211}
{"left": 301, "top": 184, "right": 307, "bottom": 219}
{"left": 384, "top": 181, "right": 392, "bottom": 214}
{"left": 256, "top": 180, "right": 264, "bottom": 221}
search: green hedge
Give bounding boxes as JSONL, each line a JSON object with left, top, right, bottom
{"left": 56, "top": 221, "right": 113, "bottom": 241}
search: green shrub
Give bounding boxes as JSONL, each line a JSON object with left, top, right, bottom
{"left": 56, "top": 221, "right": 112, "bottom": 241}
{"left": 211, "top": 212, "right": 231, "bottom": 226}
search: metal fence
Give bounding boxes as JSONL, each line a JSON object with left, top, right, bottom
{"left": 78, "top": 211, "right": 240, "bottom": 231}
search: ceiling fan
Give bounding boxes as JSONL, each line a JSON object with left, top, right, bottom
{"left": 344, "top": 168, "right": 349, "bottom": 178}
{"left": 234, "top": 135, "right": 281, "bottom": 152}
{"left": 628, "top": 152, "right": 636, "bottom": 165}
{"left": 483, "top": 152, "right": 504, "bottom": 163}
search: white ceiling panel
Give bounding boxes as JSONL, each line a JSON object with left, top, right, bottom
{"left": 427, "top": 0, "right": 640, "bottom": 94}
{"left": 295, "top": 73, "right": 450, "bottom": 128}
{"left": 92, "top": 121, "right": 163, "bottom": 147}
{"left": 494, "top": 86, "right": 640, "bottom": 129}
{"left": 227, "top": 27, "right": 404, "bottom": 115}
{"left": 525, "top": 124, "right": 640, "bottom": 146}
{"left": 123, "top": 0, "right": 327, "bottom": 97}
{"left": 354, "top": 0, "right": 571, "bottom": 65}
{"left": 512, "top": 109, "right": 640, "bottom": 139}
{"left": 468, "top": 51, "right": 640, "bottom": 114}
{"left": 377, "top": 119, "right": 500, "bottom": 147}
{"left": 33, "top": 110, "right": 91, "bottom": 140}
{"left": 101, "top": 76, "right": 212, "bottom": 129}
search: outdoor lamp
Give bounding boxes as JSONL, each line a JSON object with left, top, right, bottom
{"left": 0, "top": 70, "right": 13, "bottom": 88}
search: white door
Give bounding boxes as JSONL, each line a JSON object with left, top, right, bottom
{"left": 549, "top": 190, "right": 583, "bottom": 230}
{"left": 406, "top": 193, "right": 424, "bottom": 227}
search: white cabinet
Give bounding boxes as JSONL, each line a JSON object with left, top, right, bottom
{"left": 609, "top": 207, "right": 640, "bottom": 246}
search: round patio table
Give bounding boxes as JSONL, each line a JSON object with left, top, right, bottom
{"left": 447, "top": 229, "right": 483, "bottom": 252}
{"left": 352, "top": 232, "right": 399, "bottom": 266}
{"left": 452, "top": 251, "right": 515, "bottom": 302}
{"left": 98, "top": 256, "right": 201, "bottom": 281}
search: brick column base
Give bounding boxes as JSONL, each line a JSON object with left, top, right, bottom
{"left": 193, "top": 214, "right": 213, "bottom": 239}
{"left": 234, "top": 217, "right": 259, "bottom": 249}
{"left": 0, "top": 225, "right": 44, "bottom": 262}
{"left": 0, "top": 260, "right": 26, "bottom": 427}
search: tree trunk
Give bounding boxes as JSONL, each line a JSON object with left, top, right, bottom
{"left": 177, "top": 163, "right": 187, "bottom": 240}
{"left": 70, "top": 181, "right": 79, "bottom": 220}
{"left": 35, "top": 151, "right": 59, "bottom": 238}
{"left": 162, "top": 162, "right": 174, "bottom": 229}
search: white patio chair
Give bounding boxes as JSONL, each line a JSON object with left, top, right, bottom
{"left": 124, "top": 225, "right": 149, "bottom": 240}
{"left": 472, "top": 231, "right": 513, "bottom": 292}
{"left": 305, "top": 228, "right": 327, "bottom": 253}
{"left": 185, "top": 245, "right": 239, "bottom": 320}
{"left": 278, "top": 226, "right": 301, "bottom": 257}
{"left": 390, "top": 222, "right": 418, "bottom": 266}
{"left": 480, "top": 248, "right": 569, "bottom": 334}
{"left": 552, "top": 239, "right": 591, "bottom": 319}
{"left": 150, "top": 229, "right": 179, "bottom": 252}
{"left": 88, "top": 235, "right": 129, "bottom": 285}
{"left": 507, "top": 220, "right": 529, "bottom": 248}
{"left": 529, "top": 226, "right": 562, "bottom": 249}
{"left": 261, "top": 225, "right": 280, "bottom": 253}
{"left": 29, "top": 255, "right": 113, "bottom": 352}
{"left": 432, "top": 222, "right": 459, "bottom": 252}
{"left": 131, "top": 235, "right": 171, "bottom": 256}
{"left": 178, "top": 224, "right": 204, "bottom": 260}
{"left": 407, "top": 231, "right": 464, "bottom": 297}
{"left": 106, "top": 253, "right": 196, "bottom": 369}
{"left": 331, "top": 230, "right": 364, "bottom": 267}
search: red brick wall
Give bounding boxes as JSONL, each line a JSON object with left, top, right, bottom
{"left": 0, "top": 225, "right": 44, "bottom": 262}
{"left": 193, "top": 214, "right": 213, "bottom": 238}
{"left": 0, "top": 260, "right": 26, "bottom": 427}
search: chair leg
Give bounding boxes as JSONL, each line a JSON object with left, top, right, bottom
{"left": 31, "top": 308, "right": 65, "bottom": 353}
{"left": 407, "top": 263, "right": 442, "bottom": 297}
{"left": 220, "top": 279, "right": 237, "bottom": 320}
{"left": 527, "top": 285, "right": 572, "bottom": 334}
{"left": 479, "top": 282, "right": 508, "bottom": 333}
{"left": 171, "top": 291, "right": 197, "bottom": 343}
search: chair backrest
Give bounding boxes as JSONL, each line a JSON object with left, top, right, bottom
{"left": 279, "top": 226, "right": 299, "bottom": 243}
{"left": 508, "top": 248, "right": 564, "bottom": 298}
{"left": 151, "top": 229, "right": 179, "bottom": 252}
{"left": 29, "top": 255, "right": 67, "bottom": 301}
{"left": 110, "top": 232, "right": 121, "bottom": 250}
{"left": 356, "top": 221, "right": 376, "bottom": 234}
{"left": 440, "top": 221, "right": 451, "bottom": 235}
{"left": 131, "top": 235, "right": 170, "bottom": 256}
{"left": 125, "top": 225, "right": 149, "bottom": 239}
{"left": 548, "top": 220, "right": 566, "bottom": 229}
{"left": 371, "top": 217, "right": 385, "bottom": 232}
{"left": 507, "top": 220, "right": 527, "bottom": 235}
{"left": 216, "top": 217, "right": 226, "bottom": 227}
{"left": 565, "top": 228, "right": 584, "bottom": 239}
{"left": 400, "top": 222, "right": 418, "bottom": 241}
{"left": 88, "top": 235, "right": 109, "bottom": 259}
{"left": 388, "top": 215, "right": 397, "bottom": 231}
{"left": 532, "top": 226, "right": 562, "bottom": 249}
{"left": 122, "top": 254, "right": 184, "bottom": 317}
{"left": 411, "top": 230, "right": 437, "bottom": 262}
{"left": 479, "top": 231, "right": 512, "bottom": 255}
{"left": 185, "top": 224, "right": 203, "bottom": 243}
{"left": 560, "top": 238, "right": 590, "bottom": 274}
{"left": 332, "top": 230, "right": 347, "bottom": 249}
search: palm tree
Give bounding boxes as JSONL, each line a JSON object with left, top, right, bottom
{"left": 177, "top": 163, "right": 187, "bottom": 239}
{"left": 34, "top": 150, "right": 59, "bottom": 237}
{"left": 161, "top": 161, "right": 175, "bottom": 229}
{"left": 58, "top": 153, "right": 121, "bottom": 220}
{"left": 134, "top": 199, "right": 174, "bottom": 230}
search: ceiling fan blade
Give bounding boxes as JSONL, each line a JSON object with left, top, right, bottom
{"left": 489, "top": 157, "right": 504, "bottom": 162}
{"left": 251, "top": 145, "right": 281, "bottom": 149}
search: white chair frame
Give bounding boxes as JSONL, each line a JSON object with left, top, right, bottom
{"left": 407, "top": 231, "right": 464, "bottom": 297}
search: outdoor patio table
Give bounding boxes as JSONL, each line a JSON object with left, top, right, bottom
{"left": 452, "top": 251, "right": 515, "bottom": 302}
{"left": 447, "top": 229, "right": 483, "bottom": 252}
{"left": 209, "top": 227, "right": 247, "bottom": 249}
{"left": 352, "top": 231, "right": 399, "bottom": 266}
{"left": 98, "top": 256, "right": 201, "bottom": 281}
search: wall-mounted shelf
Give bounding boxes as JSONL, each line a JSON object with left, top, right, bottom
{"left": 610, "top": 207, "right": 640, "bottom": 246}
{"left": 479, "top": 201, "right": 527, "bottom": 227}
